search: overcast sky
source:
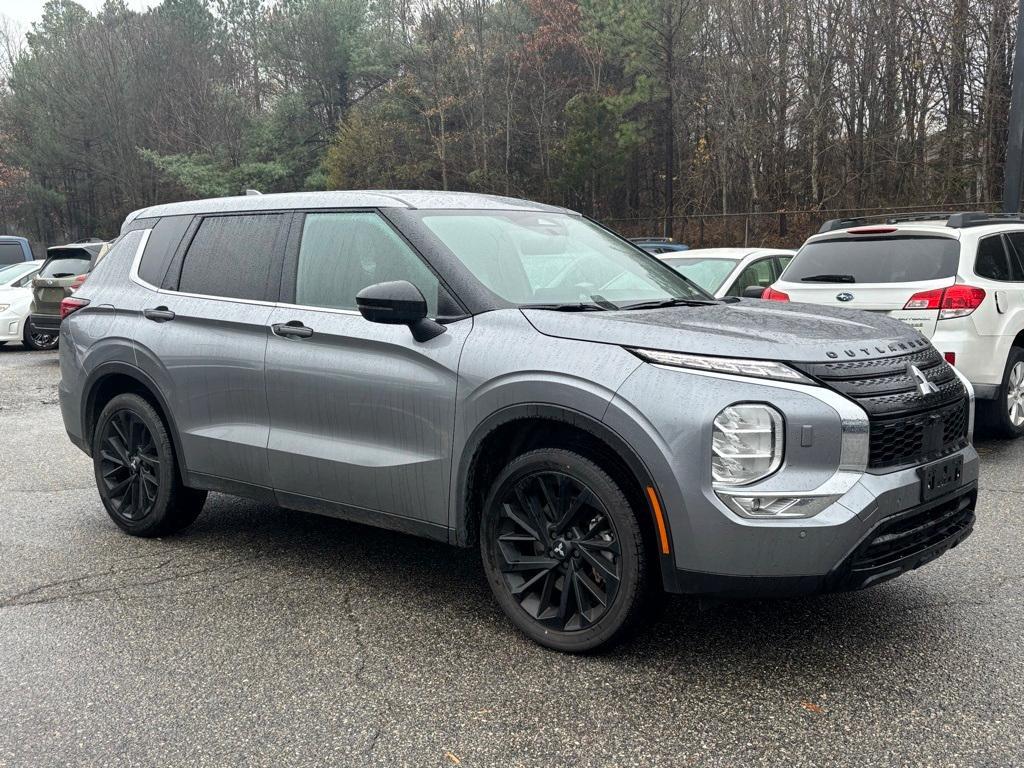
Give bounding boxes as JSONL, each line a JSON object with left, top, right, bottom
{"left": 0, "top": 0, "right": 158, "bottom": 30}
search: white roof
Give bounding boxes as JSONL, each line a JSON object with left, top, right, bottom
{"left": 122, "top": 190, "right": 575, "bottom": 232}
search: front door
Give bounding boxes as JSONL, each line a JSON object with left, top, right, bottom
{"left": 265, "top": 210, "right": 470, "bottom": 532}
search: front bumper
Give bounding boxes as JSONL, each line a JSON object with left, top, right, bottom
{"left": 670, "top": 477, "right": 977, "bottom": 597}
{"left": 28, "top": 313, "right": 61, "bottom": 335}
{"left": 606, "top": 361, "right": 979, "bottom": 597}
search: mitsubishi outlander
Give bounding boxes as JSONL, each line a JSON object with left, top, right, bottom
{"left": 58, "top": 192, "right": 978, "bottom": 651}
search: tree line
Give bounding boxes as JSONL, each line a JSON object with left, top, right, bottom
{"left": 0, "top": 0, "right": 1017, "bottom": 247}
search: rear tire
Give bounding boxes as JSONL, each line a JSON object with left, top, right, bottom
{"left": 480, "top": 448, "right": 652, "bottom": 653}
{"left": 23, "top": 322, "right": 58, "bottom": 351}
{"left": 979, "top": 347, "right": 1024, "bottom": 439}
{"left": 92, "top": 393, "right": 207, "bottom": 537}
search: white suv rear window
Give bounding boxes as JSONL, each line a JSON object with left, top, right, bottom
{"left": 785, "top": 236, "right": 959, "bottom": 283}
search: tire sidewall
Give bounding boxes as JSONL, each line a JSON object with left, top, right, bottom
{"left": 92, "top": 394, "right": 177, "bottom": 535}
{"left": 23, "top": 323, "right": 58, "bottom": 351}
{"left": 480, "top": 449, "right": 645, "bottom": 653}
{"left": 994, "top": 348, "right": 1024, "bottom": 438}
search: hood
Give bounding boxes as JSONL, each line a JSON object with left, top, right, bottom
{"left": 522, "top": 300, "right": 930, "bottom": 363}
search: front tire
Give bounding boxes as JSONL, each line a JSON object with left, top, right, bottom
{"left": 480, "top": 448, "right": 651, "bottom": 652}
{"left": 980, "top": 347, "right": 1024, "bottom": 439}
{"left": 92, "top": 393, "right": 207, "bottom": 537}
{"left": 22, "top": 322, "right": 58, "bottom": 351}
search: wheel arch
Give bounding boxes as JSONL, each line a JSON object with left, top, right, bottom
{"left": 454, "top": 404, "right": 677, "bottom": 589}
{"left": 82, "top": 362, "right": 188, "bottom": 483}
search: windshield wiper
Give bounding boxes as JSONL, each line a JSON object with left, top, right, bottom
{"left": 800, "top": 274, "right": 856, "bottom": 283}
{"left": 619, "top": 297, "right": 719, "bottom": 310}
{"left": 526, "top": 302, "right": 608, "bottom": 312}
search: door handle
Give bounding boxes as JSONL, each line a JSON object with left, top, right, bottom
{"left": 272, "top": 321, "right": 313, "bottom": 339}
{"left": 143, "top": 306, "right": 175, "bottom": 323}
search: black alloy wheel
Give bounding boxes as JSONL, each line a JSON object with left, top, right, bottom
{"left": 481, "top": 448, "right": 651, "bottom": 652}
{"left": 98, "top": 409, "right": 162, "bottom": 523}
{"left": 494, "top": 470, "right": 621, "bottom": 631}
{"left": 23, "top": 324, "right": 58, "bottom": 350}
{"left": 92, "top": 393, "right": 207, "bottom": 537}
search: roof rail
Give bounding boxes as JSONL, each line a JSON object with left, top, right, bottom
{"left": 817, "top": 217, "right": 866, "bottom": 233}
{"left": 945, "top": 211, "right": 1024, "bottom": 228}
{"left": 884, "top": 212, "right": 962, "bottom": 224}
{"left": 630, "top": 236, "right": 673, "bottom": 243}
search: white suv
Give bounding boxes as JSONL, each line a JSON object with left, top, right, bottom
{"left": 765, "top": 212, "right": 1024, "bottom": 437}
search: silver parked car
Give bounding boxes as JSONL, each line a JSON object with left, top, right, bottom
{"left": 59, "top": 191, "right": 978, "bottom": 652}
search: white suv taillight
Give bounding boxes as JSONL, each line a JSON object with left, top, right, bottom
{"left": 904, "top": 285, "right": 986, "bottom": 319}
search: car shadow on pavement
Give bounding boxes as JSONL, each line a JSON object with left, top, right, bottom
{"left": 173, "top": 493, "right": 957, "bottom": 676}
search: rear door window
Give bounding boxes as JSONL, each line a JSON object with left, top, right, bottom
{"left": 176, "top": 214, "right": 286, "bottom": 301}
{"left": 0, "top": 242, "right": 25, "bottom": 264}
{"left": 1003, "top": 233, "right": 1024, "bottom": 279}
{"left": 975, "top": 236, "right": 1013, "bottom": 281}
{"left": 786, "top": 236, "right": 959, "bottom": 283}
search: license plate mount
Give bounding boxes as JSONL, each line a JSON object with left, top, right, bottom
{"left": 918, "top": 454, "right": 963, "bottom": 502}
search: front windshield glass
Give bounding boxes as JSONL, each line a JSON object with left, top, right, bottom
{"left": 0, "top": 262, "right": 38, "bottom": 286}
{"left": 662, "top": 257, "right": 739, "bottom": 294}
{"left": 417, "top": 211, "right": 709, "bottom": 307}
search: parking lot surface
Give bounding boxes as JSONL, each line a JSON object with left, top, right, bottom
{"left": 1, "top": 345, "right": 1022, "bottom": 767}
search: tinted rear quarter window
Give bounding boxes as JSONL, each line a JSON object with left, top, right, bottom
{"left": 785, "top": 236, "right": 959, "bottom": 283}
{"left": 177, "top": 214, "right": 286, "bottom": 301}
{"left": 138, "top": 215, "right": 192, "bottom": 287}
{"left": 0, "top": 242, "right": 25, "bottom": 265}
{"left": 975, "top": 236, "right": 1012, "bottom": 281}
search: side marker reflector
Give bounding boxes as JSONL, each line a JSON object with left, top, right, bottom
{"left": 645, "top": 486, "right": 671, "bottom": 555}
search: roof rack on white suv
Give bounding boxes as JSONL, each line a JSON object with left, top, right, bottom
{"left": 818, "top": 211, "right": 1024, "bottom": 234}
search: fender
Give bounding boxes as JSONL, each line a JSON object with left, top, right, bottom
{"left": 81, "top": 361, "right": 190, "bottom": 484}
{"left": 452, "top": 402, "right": 678, "bottom": 588}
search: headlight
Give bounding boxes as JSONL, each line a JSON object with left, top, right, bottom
{"left": 630, "top": 349, "right": 812, "bottom": 384}
{"left": 712, "top": 404, "right": 783, "bottom": 486}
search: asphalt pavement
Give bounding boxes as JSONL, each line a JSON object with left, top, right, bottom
{"left": 1, "top": 344, "right": 1022, "bottom": 767}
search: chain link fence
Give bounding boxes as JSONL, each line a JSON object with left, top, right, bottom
{"left": 602, "top": 202, "right": 1004, "bottom": 250}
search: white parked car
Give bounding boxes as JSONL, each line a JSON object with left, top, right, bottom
{"left": 765, "top": 212, "right": 1024, "bottom": 436}
{"left": 0, "top": 260, "right": 45, "bottom": 349}
{"left": 658, "top": 247, "right": 795, "bottom": 298}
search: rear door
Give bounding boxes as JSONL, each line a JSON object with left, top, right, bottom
{"left": 132, "top": 212, "right": 288, "bottom": 491}
{"left": 973, "top": 233, "right": 1024, "bottom": 337}
{"left": 264, "top": 210, "right": 471, "bottom": 532}
{"left": 776, "top": 233, "right": 960, "bottom": 337}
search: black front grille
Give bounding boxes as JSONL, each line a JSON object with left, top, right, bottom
{"left": 845, "top": 488, "right": 975, "bottom": 581}
{"left": 794, "top": 347, "right": 969, "bottom": 470}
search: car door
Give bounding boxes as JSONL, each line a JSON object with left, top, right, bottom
{"left": 264, "top": 210, "right": 471, "bottom": 532}
{"left": 133, "top": 212, "right": 289, "bottom": 492}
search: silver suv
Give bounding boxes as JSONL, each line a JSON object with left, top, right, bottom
{"left": 59, "top": 191, "right": 979, "bottom": 652}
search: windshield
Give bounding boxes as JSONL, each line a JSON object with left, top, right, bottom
{"left": 417, "top": 211, "right": 709, "bottom": 307}
{"left": 785, "top": 236, "right": 959, "bottom": 283}
{"left": 0, "top": 262, "right": 40, "bottom": 286}
{"left": 662, "top": 257, "right": 739, "bottom": 293}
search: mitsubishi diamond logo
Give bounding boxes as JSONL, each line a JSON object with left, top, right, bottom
{"left": 836, "top": 292, "right": 854, "bottom": 302}
{"left": 908, "top": 364, "right": 940, "bottom": 396}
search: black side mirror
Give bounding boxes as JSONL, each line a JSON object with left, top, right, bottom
{"left": 356, "top": 280, "right": 447, "bottom": 342}
{"left": 742, "top": 285, "right": 766, "bottom": 299}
